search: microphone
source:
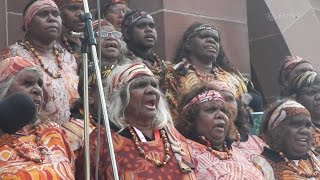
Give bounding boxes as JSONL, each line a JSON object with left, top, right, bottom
{"left": 0, "top": 93, "right": 37, "bottom": 134}
{"left": 70, "top": 31, "right": 85, "bottom": 38}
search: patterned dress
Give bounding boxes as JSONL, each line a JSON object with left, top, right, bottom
{"left": 165, "top": 61, "right": 248, "bottom": 122}
{"left": 253, "top": 147, "right": 320, "bottom": 180}
{"left": 0, "top": 122, "right": 75, "bottom": 179}
{"left": 75, "top": 125, "right": 196, "bottom": 179}
{"left": 186, "top": 139, "right": 265, "bottom": 180}
{"left": 233, "top": 135, "right": 265, "bottom": 162}
{"left": 311, "top": 126, "right": 320, "bottom": 154}
{"left": 0, "top": 42, "right": 79, "bottom": 124}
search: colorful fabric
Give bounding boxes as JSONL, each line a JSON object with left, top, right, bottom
{"left": 290, "top": 71, "right": 318, "bottom": 94}
{"left": 75, "top": 125, "right": 196, "bottom": 179}
{"left": 186, "top": 139, "right": 264, "bottom": 179}
{"left": 0, "top": 56, "right": 36, "bottom": 84}
{"left": 311, "top": 126, "right": 320, "bottom": 154}
{"left": 232, "top": 135, "right": 265, "bottom": 162}
{"left": 254, "top": 149, "right": 320, "bottom": 180}
{"left": 61, "top": 118, "right": 96, "bottom": 158}
{"left": 183, "top": 90, "right": 224, "bottom": 112}
{"left": 24, "top": 0, "right": 58, "bottom": 30}
{"left": 0, "top": 42, "right": 79, "bottom": 124}
{"left": 268, "top": 100, "right": 310, "bottom": 129}
{"left": 0, "top": 122, "right": 75, "bottom": 179}
{"left": 53, "top": 0, "right": 82, "bottom": 8}
{"left": 208, "top": 80, "right": 236, "bottom": 96}
{"left": 107, "top": 62, "right": 154, "bottom": 98}
{"left": 165, "top": 61, "right": 248, "bottom": 123}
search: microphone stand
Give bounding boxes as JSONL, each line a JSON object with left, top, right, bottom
{"left": 81, "top": 0, "right": 119, "bottom": 179}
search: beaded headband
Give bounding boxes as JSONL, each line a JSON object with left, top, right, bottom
{"left": 183, "top": 90, "right": 225, "bottom": 112}
{"left": 186, "top": 24, "right": 219, "bottom": 40}
{"left": 24, "top": 0, "right": 58, "bottom": 30}
{"left": 268, "top": 100, "right": 310, "bottom": 130}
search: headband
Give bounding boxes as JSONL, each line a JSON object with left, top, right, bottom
{"left": 268, "top": 100, "right": 310, "bottom": 130}
{"left": 53, "top": 0, "right": 82, "bottom": 9}
{"left": 183, "top": 90, "right": 225, "bottom": 112}
{"left": 290, "top": 71, "right": 318, "bottom": 94}
{"left": 122, "top": 11, "right": 153, "bottom": 34}
{"left": 282, "top": 56, "right": 311, "bottom": 81}
{"left": 186, "top": 24, "right": 219, "bottom": 40}
{"left": 24, "top": 0, "right": 58, "bottom": 30}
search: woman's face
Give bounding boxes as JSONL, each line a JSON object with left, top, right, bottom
{"left": 280, "top": 114, "right": 312, "bottom": 159}
{"left": 195, "top": 100, "right": 229, "bottom": 147}
{"left": 96, "top": 26, "right": 121, "bottom": 60}
{"left": 297, "top": 84, "right": 320, "bottom": 121}
{"left": 28, "top": 7, "right": 62, "bottom": 41}
{"left": 220, "top": 91, "right": 238, "bottom": 122}
{"left": 60, "top": 2, "right": 84, "bottom": 32}
{"left": 124, "top": 76, "right": 160, "bottom": 123}
{"left": 6, "top": 69, "right": 44, "bottom": 112}
{"left": 104, "top": 3, "right": 131, "bottom": 31}
{"left": 189, "top": 29, "right": 220, "bottom": 61}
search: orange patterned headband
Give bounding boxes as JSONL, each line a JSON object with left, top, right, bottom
{"left": 183, "top": 90, "right": 225, "bottom": 112}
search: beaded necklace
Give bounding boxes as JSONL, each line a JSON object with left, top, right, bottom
{"left": 189, "top": 63, "right": 219, "bottom": 80}
{"left": 278, "top": 151, "right": 319, "bottom": 178}
{"left": 201, "top": 136, "right": 232, "bottom": 160}
{"left": 128, "top": 51, "right": 164, "bottom": 75}
{"left": 24, "top": 41, "right": 62, "bottom": 79}
{"left": 63, "top": 36, "right": 73, "bottom": 54}
{"left": 128, "top": 125, "right": 171, "bottom": 167}
{"left": 11, "top": 125, "right": 50, "bottom": 163}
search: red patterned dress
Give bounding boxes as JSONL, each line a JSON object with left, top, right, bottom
{"left": 186, "top": 139, "right": 265, "bottom": 180}
{"left": 0, "top": 122, "right": 75, "bottom": 179}
{"left": 75, "top": 125, "right": 196, "bottom": 179}
{"left": 232, "top": 135, "right": 265, "bottom": 162}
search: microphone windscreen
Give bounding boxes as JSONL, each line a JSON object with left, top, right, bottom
{"left": 0, "top": 93, "right": 37, "bottom": 134}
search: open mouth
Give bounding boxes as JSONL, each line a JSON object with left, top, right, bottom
{"left": 104, "top": 41, "right": 118, "bottom": 49}
{"left": 145, "top": 34, "right": 155, "bottom": 41}
{"left": 212, "top": 122, "right": 225, "bottom": 132}
{"left": 144, "top": 99, "right": 156, "bottom": 110}
{"left": 204, "top": 45, "right": 217, "bottom": 52}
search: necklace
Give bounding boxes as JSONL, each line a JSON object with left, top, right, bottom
{"left": 278, "top": 151, "right": 319, "bottom": 178}
{"left": 201, "top": 136, "right": 232, "bottom": 160}
{"left": 63, "top": 36, "right": 73, "bottom": 54}
{"left": 128, "top": 125, "right": 171, "bottom": 166}
{"left": 24, "top": 41, "right": 62, "bottom": 79}
{"left": 189, "top": 63, "right": 219, "bottom": 80}
{"left": 11, "top": 125, "right": 50, "bottom": 163}
{"left": 128, "top": 51, "right": 164, "bottom": 75}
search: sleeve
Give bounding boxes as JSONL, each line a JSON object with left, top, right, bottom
{"left": 253, "top": 155, "right": 275, "bottom": 180}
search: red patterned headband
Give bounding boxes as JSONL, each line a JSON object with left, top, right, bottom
{"left": 282, "top": 56, "right": 310, "bottom": 80}
{"left": 0, "top": 56, "right": 37, "bottom": 84}
{"left": 24, "top": 0, "right": 58, "bottom": 30}
{"left": 183, "top": 90, "right": 225, "bottom": 112}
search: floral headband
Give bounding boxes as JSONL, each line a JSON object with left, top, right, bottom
{"left": 183, "top": 90, "right": 225, "bottom": 112}
{"left": 268, "top": 100, "right": 310, "bottom": 130}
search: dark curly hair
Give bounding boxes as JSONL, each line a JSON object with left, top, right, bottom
{"left": 176, "top": 83, "right": 238, "bottom": 147}
{"left": 174, "top": 22, "right": 237, "bottom": 73}
{"left": 234, "top": 99, "right": 254, "bottom": 138}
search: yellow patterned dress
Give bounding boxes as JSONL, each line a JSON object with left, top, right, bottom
{"left": 0, "top": 122, "right": 75, "bottom": 179}
{"left": 165, "top": 61, "right": 248, "bottom": 123}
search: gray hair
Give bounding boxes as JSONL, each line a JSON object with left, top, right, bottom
{"left": 0, "top": 67, "right": 42, "bottom": 100}
{"left": 104, "top": 63, "right": 172, "bottom": 131}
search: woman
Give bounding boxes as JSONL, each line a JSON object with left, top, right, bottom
{"left": 176, "top": 83, "right": 264, "bottom": 179}
{"left": 255, "top": 99, "right": 320, "bottom": 179}
{"left": 0, "top": 0, "right": 79, "bottom": 124}
{"left": 279, "top": 56, "right": 315, "bottom": 97}
{"left": 102, "top": 0, "right": 131, "bottom": 32}
{"left": 76, "top": 62, "right": 196, "bottom": 179}
{"left": 209, "top": 80, "right": 265, "bottom": 162}
{"left": 291, "top": 72, "right": 320, "bottom": 153}
{"left": 165, "top": 22, "right": 262, "bottom": 122}
{"left": 0, "top": 56, "right": 74, "bottom": 179}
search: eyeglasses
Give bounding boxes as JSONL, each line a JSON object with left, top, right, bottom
{"left": 95, "top": 30, "right": 122, "bottom": 39}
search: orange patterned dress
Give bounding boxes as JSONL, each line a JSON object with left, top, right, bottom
{"left": 0, "top": 122, "right": 75, "bottom": 179}
{"left": 0, "top": 42, "right": 79, "bottom": 124}
{"left": 232, "top": 135, "right": 265, "bottom": 162}
{"left": 75, "top": 126, "right": 196, "bottom": 179}
{"left": 186, "top": 139, "right": 265, "bottom": 180}
{"left": 254, "top": 148, "right": 320, "bottom": 180}
{"left": 311, "top": 126, "right": 320, "bottom": 153}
